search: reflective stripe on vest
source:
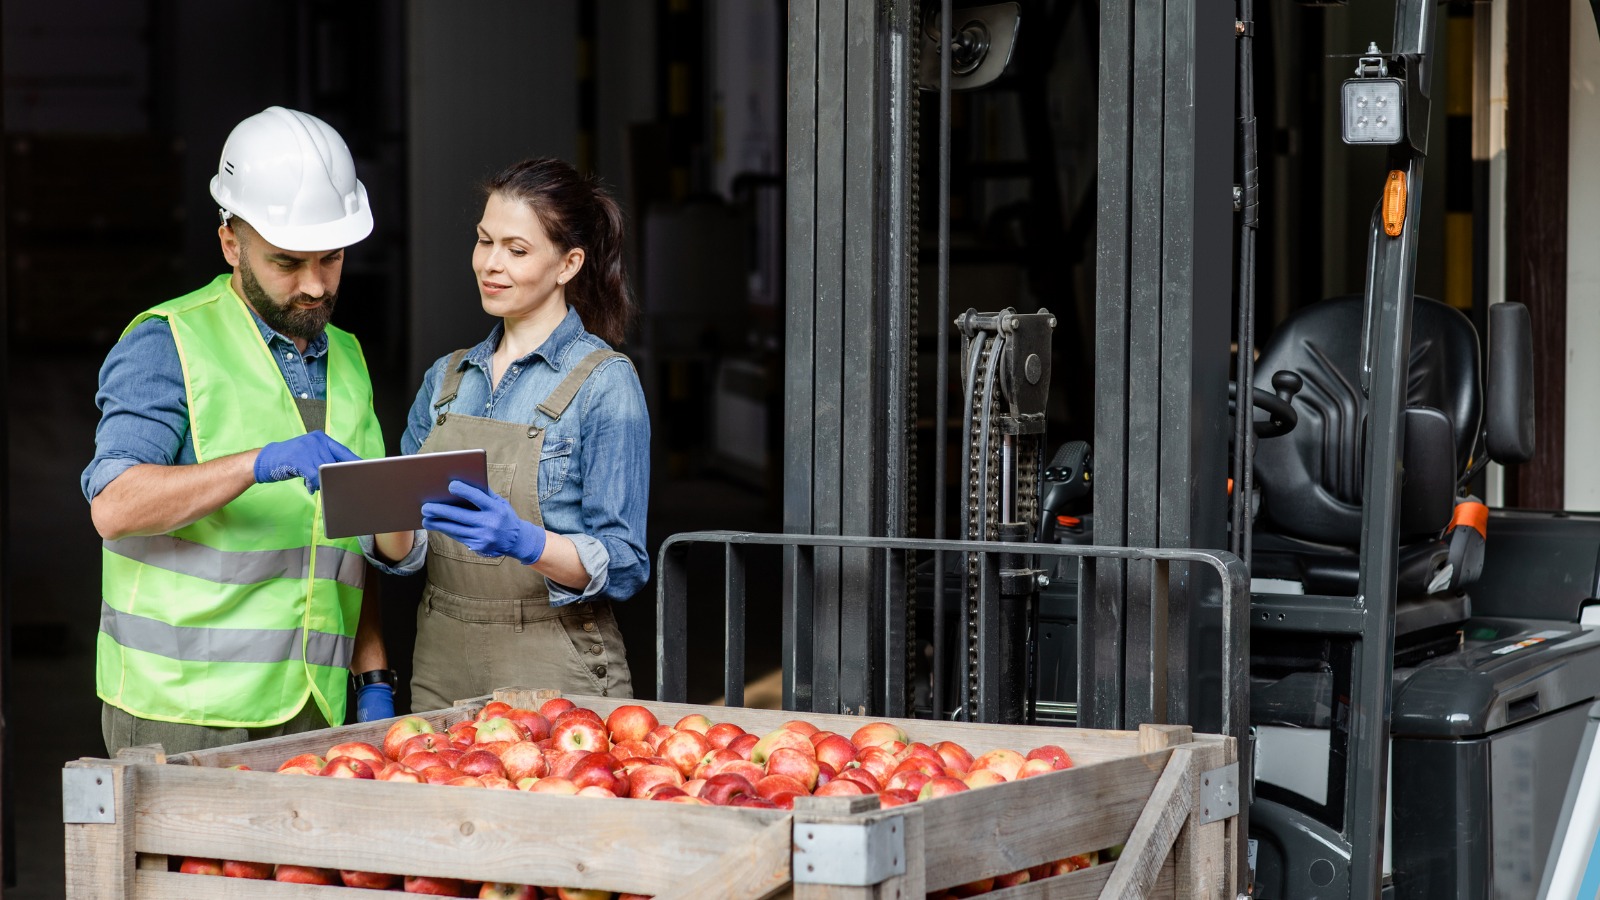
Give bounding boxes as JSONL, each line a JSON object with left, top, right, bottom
{"left": 100, "top": 602, "right": 354, "bottom": 668}
{"left": 104, "top": 535, "right": 366, "bottom": 590}
{"left": 98, "top": 275, "right": 384, "bottom": 729}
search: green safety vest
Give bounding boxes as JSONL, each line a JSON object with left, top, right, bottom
{"left": 97, "top": 275, "right": 385, "bottom": 729}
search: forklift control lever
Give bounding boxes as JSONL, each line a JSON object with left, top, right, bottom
{"left": 1228, "top": 370, "right": 1301, "bottom": 439}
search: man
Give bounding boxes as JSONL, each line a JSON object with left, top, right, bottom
{"left": 83, "top": 107, "right": 396, "bottom": 756}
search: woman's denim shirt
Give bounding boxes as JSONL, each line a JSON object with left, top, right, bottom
{"left": 370, "top": 307, "right": 651, "bottom": 605}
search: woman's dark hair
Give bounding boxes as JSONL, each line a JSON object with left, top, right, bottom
{"left": 483, "top": 158, "right": 633, "bottom": 346}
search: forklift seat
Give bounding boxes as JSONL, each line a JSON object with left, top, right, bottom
{"left": 1251, "top": 296, "right": 1480, "bottom": 600}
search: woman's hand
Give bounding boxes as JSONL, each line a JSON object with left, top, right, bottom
{"left": 421, "top": 480, "right": 546, "bottom": 565}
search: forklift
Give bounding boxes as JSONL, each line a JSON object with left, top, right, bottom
{"left": 659, "top": 1, "right": 1600, "bottom": 897}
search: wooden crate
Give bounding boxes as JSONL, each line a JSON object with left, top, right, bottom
{"left": 64, "top": 689, "right": 1239, "bottom": 899}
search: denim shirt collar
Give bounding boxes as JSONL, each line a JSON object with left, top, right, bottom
{"left": 239, "top": 295, "right": 330, "bottom": 360}
{"left": 462, "top": 306, "right": 588, "bottom": 373}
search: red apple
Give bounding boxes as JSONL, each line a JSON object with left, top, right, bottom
{"left": 933, "top": 740, "right": 974, "bottom": 774}
{"left": 705, "top": 722, "right": 746, "bottom": 749}
{"left": 528, "top": 776, "right": 578, "bottom": 795}
{"left": 480, "top": 883, "right": 540, "bottom": 899}
{"left": 877, "top": 788, "right": 920, "bottom": 808}
{"left": 727, "top": 733, "right": 760, "bottom": 760}
{"left": 768, "top": 790, "right": 804, "bottom": 810}
{"left": 681, "top": 778, "right": 706, "bottom": 797}
{"left": 576, "top": 785, "right": 618, "bottom": 798}
{"left": 849, "top": 721, "right": 908, "bottom": 750}
{"left": 567, "top": 752, "right": 627, "bottom": 794}
{"left": 223, "top": 859, "right": 274, "bottom": 879}
{"left": 436, "top": 747, "right": 466, "bottom": 767}
{"left": 891, "top": 757, "right": 943, "bottom": 780}
{"left": 421, "top": 765, "right": 460, "bottom": 785}
{"left": 813, "top": 778, "right": 868, "bottom": 796}
{"left": 648, "top": 785, "right": 690, "bottom": 801}
{"left": 886, "top": 770, "right": 931, "bottom": 795}
{"left": 766, "top": 747, "right": 821, "bottom": 790}
{"left": 458, "top": 749, "right": 509, "bottom": 780}
{"left": 342, "top": 870, "right": 402, "bottom": 889}
{"left": 694, "top": 748, "right": 742, "bottom": 779}
{"left": 276, "top": 865, "right": 338, "bottom": 885}
{"left": 718, "top": 759, "right": 767, "bottom": 785}
{"left": 969, "top": 748, "right": 1025, "bottom": 781}
{"left": 477, "top": 700, "right": 513, "bottom": 721}
{"left": 610, "top": 739, "right": 654, "bottom": 761}
{"left": 627, "top": 764, "right": 685, "bottom": 799}
{"left": 899, "top": 742, "right": 944, "bottom": 767}
{"left": 605, "top": 704, "right": 659, "bottom": 743}
{"left": 750, "top": 728, "right": 815, "bottom": 765}
{"left": 382, "top": 762, "right": 424, "bottom": 783}
{"left": 643, "top": 725, "right": 675, "bottom": 751}
{"left": 674, "top": 713, "right": 713, "bottom": 734}
{"left": 814, "top": 734, "right": 858, "bottom": 772}
{"left": 275, "top": 753, "right": 325, "bottom": 776}
{"left": 780, "top": 718, "right": 820, "bottom": 736}
{"left": 446, "top": 775, "right": 486, "bottom": 788}
{"left": 402, "top": 751, "right": 444, "bottom": 771}
{"left": 383, "top": 716, "right": 437, "bottom": 760}
{"left": 538, "top": 697, "right": 576, "bottom": 719}
{"left": 918, "top": 776, "right": 969, "bottom": 800}
{"left": 699, "top": 772, "right": 759, "bottom": 806}
{"left": 506, "top": 708, "right": 552, "bottom": 742}
{"left": 963, "top": 769, "right": 1007, "bottom": 789}
{"left": 556, "top": 889, "right": 612, "bottom": 900}
{"left": 327, "top": 740, "right": 386, "bottom": 767}
{"left": 406, "top": 874, "right": 469, "bottom": 895}
{"left": 321, "top": 757, "right": 376, "bottom": 779}
{"left": 178, "top": 857, "right": 224, "bottom": 876}
{"left": 482, "top": 774, "right": 516, "bottom": 790}
{"left": 663, "top": 794, "right": 706, "bottom": 805}
{"left": 401, "top": 732, "right": 448, "bottom": 758}
{"left": 550, "top": 749, "right": 591, "bottom": 779}
{"left": 554, "top": 707, "right": 606, "bottom": 729}
{"left": 448, "top": 720, "right": 479, "bottom": 748}
{"left": 659, "top": 729, "right": 712, "bottom": 777}
{"left": 855, "top": 747, "right": 899, "bottom": 782}
{"left": 1017, "top": 758, "right": 1060, "bottom": 779}
{"left": 729, "top": 794, "right": 779, "bottom": 809}
{"left": 1025, "top": 744, "right": 1075, "bottom": 770}
{"left": 996, "top": 868, "right": 1032, "bottom": 888}
{"left": 833, "top": 767, "right": 881, "bottom": 794}
{"left": 498, "top": 742, "right": 550, "bottom": 781}
{"left": 755, "top": 773, "right": 811, "bottom": 801}
{"left": 551, "top": 716, "right": 609, "bottom": 754}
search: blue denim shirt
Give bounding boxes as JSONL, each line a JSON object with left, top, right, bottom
{"left": 81, "top": 283, "right": 330, "bottom": 502}
{"left": 368, "top": 307, "right": 651, "bottom": 605}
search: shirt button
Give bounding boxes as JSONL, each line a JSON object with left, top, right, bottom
{"left": 299, "top": 392, "right": 309, "bottom": 399}
{"left": 588, "top": 644, "right": 603, "bottom": 655}
{"left": 283, "top": 351, "right": 293, "bottom": 360}
{"left": 583, "top": 622, "right": 597, "bottom": 633}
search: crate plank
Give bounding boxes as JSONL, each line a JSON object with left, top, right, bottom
{"left": 64, "top": 760, "right": 135, "bottom": 898}
{"left": 921, "top": 751, "right": 1171, "bottom": 891}
{"left": 1099, "top": 749, "right": 1195, "bottom": 899}
{"left": 135, "top": 871, "right": 408, "bottom": 898}
{"left": 981, "top": 858, "right": 1176, "bottom": 900}
{"left": 1176, "top": 739, "right": 1236, "bottom": 899}
{"left": 654, "top": 816, "right": 792, "bottom": 900}
{"left": 131, "top": 765, "right": 782, "bottom": 895}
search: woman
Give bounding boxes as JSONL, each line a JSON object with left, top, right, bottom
{"left": 370, "top": 158, "right": 649, "bottom": 711}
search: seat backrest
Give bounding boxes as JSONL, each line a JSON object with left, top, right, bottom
{"left": 1253, "top": 296, "right": 1480, "bottom": 545}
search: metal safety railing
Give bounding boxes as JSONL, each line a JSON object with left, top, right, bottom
{"left": 654, "top": 530, "right": 1250, "bottom": 743}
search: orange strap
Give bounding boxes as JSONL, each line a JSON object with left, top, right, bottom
{"left": 1450, "top": 500, "right": 1488, "bottom": 539}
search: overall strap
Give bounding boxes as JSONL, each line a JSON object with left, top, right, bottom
{"left": 434, "top": 350, "right": 472, "bottom": 410}
{"left": 536, "top": 350, "right": 629, "bottom": 421}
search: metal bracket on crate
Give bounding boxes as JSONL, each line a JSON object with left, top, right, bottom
{"left": 793, "top": 817, "right": 907, "bottom": 885}
{"left": 1199, "top": 762, "right": 1241, "bottom": 825}
{"left": 62, "top": 767, "right": 116, "bottom": 824}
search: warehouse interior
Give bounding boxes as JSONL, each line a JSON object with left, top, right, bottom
{"left": 6, "top": 0, "right": 1600, "bottom": 896}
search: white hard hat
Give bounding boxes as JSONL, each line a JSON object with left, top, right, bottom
{"left": 208, "top": 106, "right": 373, "bottom": 252}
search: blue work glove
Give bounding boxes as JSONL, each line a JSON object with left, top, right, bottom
{"left": 421, "top": 480, "right": 547, "bottom": 565}
{"left": 254, "top": 431, "right": 360, "bottom": 493}
{"left": 355, "top": 682, "right": 395, "bottom": 722}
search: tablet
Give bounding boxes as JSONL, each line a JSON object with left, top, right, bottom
{"left": 319, "top": 449, "right": 488, "bottom": 539}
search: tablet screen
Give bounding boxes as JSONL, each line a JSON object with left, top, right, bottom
{"left": 320, "top": 449, "right": 488, "bottom": 539}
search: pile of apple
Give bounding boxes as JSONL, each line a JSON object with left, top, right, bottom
{"left": 175, "top": 698, "right": 1102, "bottom": 897}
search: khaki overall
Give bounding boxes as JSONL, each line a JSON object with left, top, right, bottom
{"left": 409, "top": 349, "right": 634, "bottom": 712}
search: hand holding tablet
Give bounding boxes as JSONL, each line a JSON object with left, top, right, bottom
{"left": 319, "top": 449, "right": 488, "bottom": 539}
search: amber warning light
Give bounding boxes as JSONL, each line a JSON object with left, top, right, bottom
{"left": 1383, "top": 170, "right": 1407, "bottom": 237}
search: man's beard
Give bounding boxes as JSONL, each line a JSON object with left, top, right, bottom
{"left": 239, "top": 255, "right": 337, "bottom": 340}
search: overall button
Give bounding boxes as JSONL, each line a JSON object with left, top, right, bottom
{"left": 527, "top": 426, "right": 539, "bottom": 438}
{"left": 582, "top": 622, "right": 597, "bottom": 633}
{"left": 588, "top": 644, "right": 603, "bottom": 655}
{"left": 594, "top": 665, "right": 607, "bottom": 678}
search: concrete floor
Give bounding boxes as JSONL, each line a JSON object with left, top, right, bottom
{"left": 6, "top": 348, "right": 781, "bottom": 898}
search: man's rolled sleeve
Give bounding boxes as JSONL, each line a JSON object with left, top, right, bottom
{"left": 81, "top": 319, "right": 191, "bottom": 502}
